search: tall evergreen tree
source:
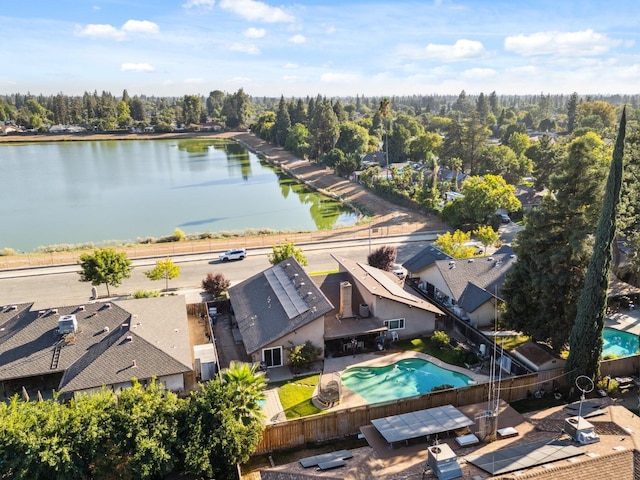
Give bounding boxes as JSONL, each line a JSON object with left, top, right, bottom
{"left": 565, "top": 109, "right": 626, "bottom": 387}
{"left": 274, "top": 95, "right": 291, "bottom": 146}
{"left": 567, "top": 92, "right": 579, "bottom": 134}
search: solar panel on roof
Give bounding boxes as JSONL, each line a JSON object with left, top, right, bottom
{"left": 466, "top": 439, "right": 583, "bottom": 475}
{"left": 371, "top": 405, "right": 474, "bottom": 445}
{"left": 264, "top": 267, "right": 309, "bottom": 319}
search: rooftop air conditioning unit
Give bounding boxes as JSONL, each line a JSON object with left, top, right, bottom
{"left": 58, "top": 314, "right": 78, "bottom": 335}
{"left": 563, "top": 416, "right": 599, "bottom": 445}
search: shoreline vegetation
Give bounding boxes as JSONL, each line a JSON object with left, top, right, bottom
{"left": 0, "top": 130, "right": 448, "bottom": 269}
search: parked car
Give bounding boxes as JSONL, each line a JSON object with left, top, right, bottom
{"left": 391, "top": 263, "right": 406, "bottom": 280}
{"left": 499, "top": 213, "right": 511, "bottom": 224}
{"left": 219, "top": 248, "right": 247, "bottom": 261}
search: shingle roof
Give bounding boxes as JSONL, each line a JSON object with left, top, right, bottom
{"left": 229, "top": 257, "right": 334, "bottom": 355}
{"left": 403, "top": 245, "right": 452, "bottom": 274}
{"left": 457, "top": 283, "right": 493, "bottom": 313}
{"left": 432, "top": 245, "right": 516, "bottom": 301}
{"left": 332, "top": 255, "right": 444, "bottom": 315}
{"left": 0, "top": 297, "right": 192, "bottom": 393}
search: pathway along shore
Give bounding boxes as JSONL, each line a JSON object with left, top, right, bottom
{"left": 0, "top": 131, "right": 448, "bottom": 269}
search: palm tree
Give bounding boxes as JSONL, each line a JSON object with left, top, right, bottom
{"left": 222, "top": 361, "right": 267, "bottom": 424}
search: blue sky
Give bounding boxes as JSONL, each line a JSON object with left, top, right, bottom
{"left": 2, "top": 0, "right": 639, "bottom": 98}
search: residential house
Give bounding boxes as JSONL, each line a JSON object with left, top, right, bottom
{"left": 0, "top": 296, "right": 194, "bottom": 399}
{"left": 228, "top": 257, "right": 334, "bottom": 368}
{"left": 408, "top": 245, "right": 517, "bottom": 328}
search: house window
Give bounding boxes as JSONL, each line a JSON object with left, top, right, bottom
{"left": 262, "top": 346, "right": 283, "bottom": 368}
{"left": 384, "top": 318, "right": 405, "bottom": 330}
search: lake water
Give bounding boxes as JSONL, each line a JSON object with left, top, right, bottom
{"left": 0, "top": 138, "right": 359, "bottom": 252}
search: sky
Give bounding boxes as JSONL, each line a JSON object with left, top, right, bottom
{"left": 3, "top": 0, "right": 640, "bottom": 99}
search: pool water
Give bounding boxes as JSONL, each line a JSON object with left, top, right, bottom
{"left": 341, "top": 358, "right": 474, "bottom": 404}
{"left": 603, "top": 328, "right": 640, "bottom": 358}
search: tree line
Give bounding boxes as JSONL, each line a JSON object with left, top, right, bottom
{"left": 0, "top": 362, "right": 267, "bottom": 480}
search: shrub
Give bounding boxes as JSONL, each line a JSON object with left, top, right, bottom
{"left": 174, "top": 228, "right": 186, "bottom": 241}
{"left": 288, "top": 341, "right": 322, "bottom": 369}
{"left": 202, "top": 273, "right": 230, "bottom": 298}
{"left": 597, "top": 376, "right": 619, "bottom": 393}
{"left": 132, "top": 289, "right": 161, "bottom": 298}
{"left": 431, "top": 330, "right": 450, "bottom": 349}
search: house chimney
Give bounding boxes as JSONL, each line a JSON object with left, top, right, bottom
{"left": 339, "top": 281, "right": 354, "bottom": 318}
{"left": 132, "top": 360, "right": 137, "bottom": 368}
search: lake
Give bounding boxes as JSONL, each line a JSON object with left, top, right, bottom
{"left": 0, "top": 138, "right": 359, "bottom": 252}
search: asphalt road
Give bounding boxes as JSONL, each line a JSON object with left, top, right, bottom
{"left": 0, "top": 233, "right": 439, "bottom": 308}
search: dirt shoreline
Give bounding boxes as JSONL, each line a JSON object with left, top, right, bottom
{"left": 0, "top": 131, "right": 448, "bottom": 268}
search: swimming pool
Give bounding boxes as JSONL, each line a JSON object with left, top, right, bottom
{"left": 603, "top": 328, "right": 640, "bottom": 358}
{"left": 340, "top": 357, "right": 474, "bottom": 404}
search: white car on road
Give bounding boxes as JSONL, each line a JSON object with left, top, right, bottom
{"left": 219, "top": 248, "right": 247, "bottom": 261}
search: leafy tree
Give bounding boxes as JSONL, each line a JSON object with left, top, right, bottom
{"left": 78, "top": 247, "right": 133, "bottom": 297}
{"left": 179, "top": 365, "right": 265, "bottom": 479}
{"left": 473, "top": 225, "right": 499, "bottom": 253}
{"left": 526, "top": 134, "right": 562, "bottom": 190}
{"left": 202, "top": 272, "right": 231, "bottom": 298}
{"left": 221, "top": 88, "right": 251, "bottom": 129}
{"left": 441, "top": 174, "right": 521, "bottom": 229}
{"left": 578, "top": 100, "right": 617, "bottom": 131}
{"left": 334, "top": 153, "right": 360, "bottom": 177}
{"left": 409, "top": 132, "right": 442, "bottom": 162}
{"left": 335, "top": 122, "right": 369, "bottom": 156}
{"left": 222, "top": 361, "right": 268, "bottom": 423}
{"left": 268, "top": 240, "right": 308, "bottom": 266}
{"left": 566, "top": 110, "right": 625, "bottom": 386}
{"left": 144, "top": 257, "right": 181, "bottom": 291}
{"left": 206, "top": 90, "right": 225, "bottom": 118}
{"left": 567, "top": 92, "right": 579, "bottom": 133}
{"left": 321, "top": 148, "right": 345, "bottom": 169}
{"left": 367, "top": 245, "right": 397, "bottom": 271}
{"left": 182, "top": 94, "right": 202, "bottom": 126}
{"left": 434, "top": 230, "right": 476, "bottom": 258}
{"left": 284, "top": 122, "right": 310, "bottom": 158}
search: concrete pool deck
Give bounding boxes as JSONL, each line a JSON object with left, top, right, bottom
{"left": 322, "top": 350, "right": 490, "bottom": 410}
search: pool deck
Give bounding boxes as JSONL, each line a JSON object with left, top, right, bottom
{"left": 322, "top": 350, "right": 490, "bottom": 410}
{"left": 606, "top": 307, "right": 640, "bottom": 335}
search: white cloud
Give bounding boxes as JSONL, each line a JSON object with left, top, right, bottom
{"left": 120, "top": 63, "right": 155, "bottom": 72}
{"left": 121, "top": 20, "right": 159, "bottom": 35}
{"left": 320, "top": 72, "right": 359, "bottom": 83}
{"left": 399, "top": 39, "right": 486, "bottom": 61}
{"left": 76, "top": 20, "right": 159, "bottom": 41}
{"left": 229, "top": 43, "right": 260, "bottom": 55}
{"left": 182, "top": 0, "right": 215, "bottom": 9}
{"left": 283, "top": 63, "right": 299, "bottom": 69}
{"left": 219, "top": 0, "right": 295, "bottom": 23}
{"left": 244, "top": 27, "right": 266, "bottom": 38}
{"left": 288, "top": 34, "right": 306, "bottom": 44}
{"left": 184, "top": 78, "right": 205, "bottom": 84}
{"left": 504, "top": 29, "right": 620, "bottom": 57}
{"left": 76, "top": 24, "right": 125, "bottom": 41}
{"left": 461, "top": 67, "right": 497, "bottom": 79}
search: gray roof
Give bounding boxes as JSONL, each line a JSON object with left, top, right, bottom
{"left": 403, "top": 245, "right": 452, "bottom": 274}
{"left": 457, "top": 283, "right": 494, "bottom": 313}
{"left": 0, "top": 297, "right": 192, "bottom": 393}
{"left": 432, "top": 245, "right": 516, "bottom": 301}
{"left": 332, "top": 255, "right": 444, "bottom": 315}
{"left": 229, "top": 257, "right": 334, "bottom": 355}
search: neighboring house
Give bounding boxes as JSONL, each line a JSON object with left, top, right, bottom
{"left": 326, "top": 255, "right": 444, "bottom": 347}
{"left": 228, "top": 257, "right": 334, "bottom": 368}
{"left": 410, "top": 245, "right": 517, "bottom": 328}
{"left": 403, "top": 245, "right": 453, "bottom": 278}
{"left": 0, "top": 296, "right": 194, "bottom": 399}
{"left": 514, "top": 184, "right": 546, "bottom": 211}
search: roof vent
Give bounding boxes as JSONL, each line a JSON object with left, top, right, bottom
{"left": 468, "top": 259, "right": 475, "bottom": 263}
{"left": 77, "top": 305, "right": 86, "bottom": 311}
{"left": 510, "top": 254, "right": 516, "bottom": 258}
{"left": 449, "top": 260, "right": 456, "bottom": 266}
{"left": 9, "top": 305, "right": 18, "bottom": 311}
{"left": 50, "top": 308, "right": 58, "bottom": 314}
{"left": 125, "top": 335, "right": 133, "bottom": 342}
{"left": 487, "top": 257, "right": 494, "bottom": 261}
{"left": 58, "top": 314, "right": 78, "bottom": 335}
{"left": 38, "top": 310, "right": 45, "bottom": 316}
{"left": 132, "top": 360, "right": 137, "bottom": 368}
{"left": 103, "top": 326, "right": 110, "bottom": 332}
{"left": 105, "top": 303, "right": 111, "bottom": 309}
{"left": 121, "top": 323, "right": 128, "bottom": 330}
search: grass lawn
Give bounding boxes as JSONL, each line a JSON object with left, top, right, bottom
{"left": 491, "top": 334, "right": 530, "bottom": 351}
{"left": 276, "top": 373, "right": 322, "bottom": 419}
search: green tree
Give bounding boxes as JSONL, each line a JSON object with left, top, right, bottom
{"left": 182, "top": 94, "right": 202, "bottom": 126}
{"left": 221, "top": 361, "right": 268, "bottom": 423}
{"left": 308, "top": 99, "right": 339, "bottom": 160}
{"left": 442, "top": 174, "right": 521, "bottom": 229}
{"left": 288, "top": 341, "right": 322, "bottom": 370}
{"left": 179, "top": 367, "right": 265, "bottom": 479}
{"left": 268, "top": 240, "right": 308, "bottom": 266}
{"left": 78, "top": 248, "right": 133, "bottom": 297}
{"left": 335, "top": 122, "right": 369, "bottom": 156}
{"left": 501, "top": 133, "right": 610, "bottom": 351}
{"left": 409, "top": 132, "right": 442, "bottom": 162}
{"left": 334, "top": 153, "right": 360, "bottom": 177}
{"left": 284, "top": 122, "right": 310, "bottom": 158}
{"left": 367, "top": 245, "right": 397, "bottom": 271}
{"left": 144, "top": 258, "right": 181, "bottom": 291}
{"left": 567, "top": 92, "right": 579, "bottom": 133}
{"left": 434, "top": 230, "right": 477, "bottom": 258}
{"left": 222, "top": 88, "right": 251, "bottom": 129}
{"left": 566, "top": 110, "right": 625, "bottom": 386}
{"left": 202, "top": 272, "right": 231, "bottom": 298}
{"left": 526, "top": 134, "right": 562, "bottom": 190}
{"left": 274, "top": 95, "right": 291, "bottom": 146}
{"left": 473, "top": 225, "right": 499, "bottom": 253}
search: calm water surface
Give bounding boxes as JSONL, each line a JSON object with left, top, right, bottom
{"left": 0, "top": 138, "right": 359, "bottom": 252}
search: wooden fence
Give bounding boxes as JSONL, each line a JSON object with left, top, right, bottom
{"left": 254, "top": 373, "right": 537, "bottom": 454}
